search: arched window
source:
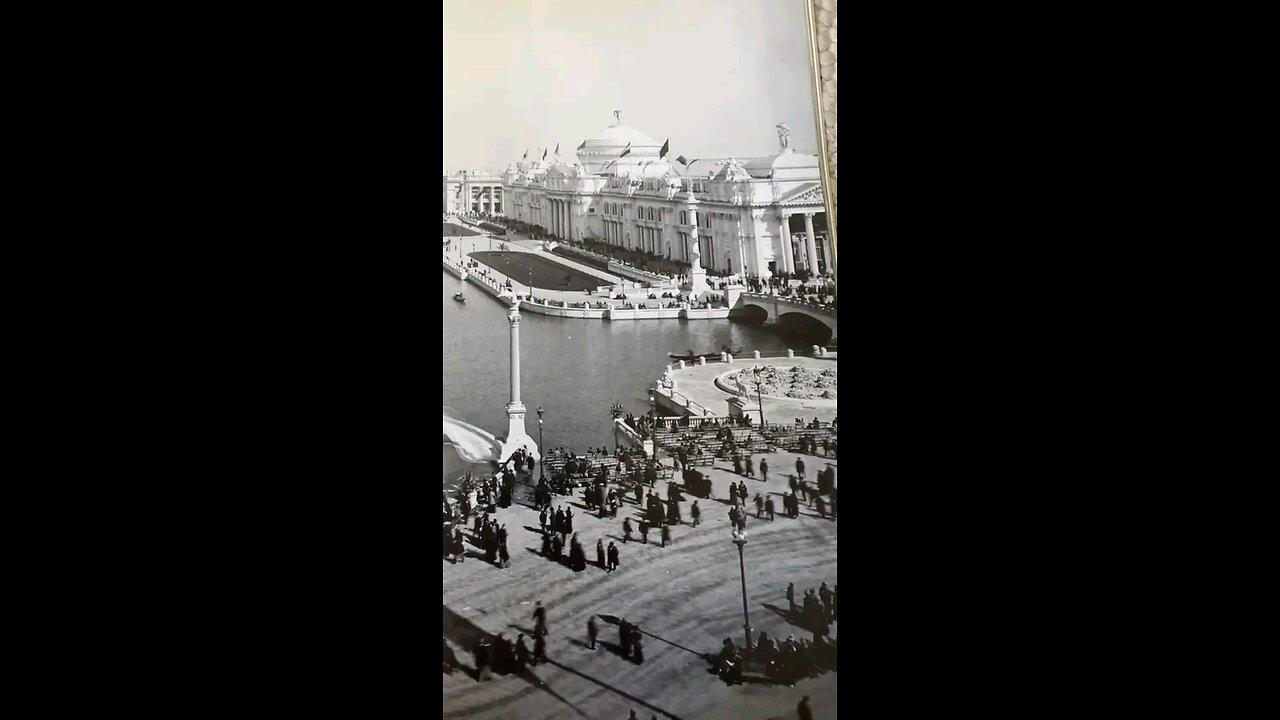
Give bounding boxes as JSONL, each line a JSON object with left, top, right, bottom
{"left": 679, "top": 211, "right": 686, "bottom": 225}
{"left": 637, "top": 207, "right": 643, "bottom": 219}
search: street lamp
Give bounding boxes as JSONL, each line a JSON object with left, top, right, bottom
{"left": 536, "top": 406, "right": 545, "bottom": 480}
{"left": 733, "top": 531, "right": 752, "bottom": 651}
{"left": 751, "top": 366, "right": 766, "bottom": 427}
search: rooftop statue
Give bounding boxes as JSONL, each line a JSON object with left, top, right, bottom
{"left": 777, "top": 122, "right": 792, "bottom": 151}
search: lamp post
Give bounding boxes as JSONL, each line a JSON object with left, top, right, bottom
{"left": 751, "top": 366, "right": 766, "bottom": 427}
{"left": 536, "top": 406, "right": 545, "bottom": 480}
{"left": 733, "top": 531, "right": 752, "bottom": 651}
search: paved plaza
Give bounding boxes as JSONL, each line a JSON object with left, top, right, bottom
{"left": 443, "top": 449, "right": 838, "bottom": 720}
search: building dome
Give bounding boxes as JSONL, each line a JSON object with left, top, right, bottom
{"left": 585, "top": 125, "right": 660, "bottom": 149}
{"left": 577, "top": 124, "right": 662, "bottom": 174}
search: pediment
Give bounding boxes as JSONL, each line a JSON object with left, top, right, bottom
{"left": 778, "top": 183, "right": 826, "bottom": 207}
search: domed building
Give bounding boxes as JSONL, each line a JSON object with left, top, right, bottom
{"left": 575, "top": 124, "right": 664, "bottom": 175}
{"left": 449, "top": 115, "right": 833, "bottom": 281}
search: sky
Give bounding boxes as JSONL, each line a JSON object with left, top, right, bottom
{"left": 442, "top": 0, "right": 820, "bottom": 173}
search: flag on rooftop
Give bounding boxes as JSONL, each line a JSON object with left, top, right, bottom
{"left": 542, "top": 148, "right": 547, "bottom": 160}
{"left": 555, "top": 142, "right": 560, "bottom": 155}
{"left": 522, "top": 149, "right": 528, "bottom": 159}
{"left": 676, "top": 155, "right": 690, "bottom": 166}
{"left": 659, "top": 139, "right": 669, "bottom": 159}
{"left": 618, "top": 142, "right": 632, "bottom": 158}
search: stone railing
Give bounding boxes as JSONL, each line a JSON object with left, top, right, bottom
{"left": 741, "top": 291, "right": 837, "bottom": 315}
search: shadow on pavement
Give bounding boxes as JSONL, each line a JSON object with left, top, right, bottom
{"left": 442, "top": 604, "right": 589, "bottom": 718}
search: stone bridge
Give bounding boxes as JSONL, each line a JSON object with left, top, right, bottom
{"left": 732, "top": 291, "right": 838, "bottom": 344}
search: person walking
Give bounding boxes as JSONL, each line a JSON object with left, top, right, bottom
{"left": 514, "top": 634, "right": 529, "bottom": 671}
{"left": 765, "top": 495, "right": 776, "bottom": 521}
{"left": 760, "top": 458, "right": 769, "bottom": 482}
{"left": 797, "top": 695, "right": 814, "bottom": 720}
{"left": 533, "top": 633, "right": 547, "bottom": 665}
{"left": 639, "top": 520, "right": 650, "bottom": 544}
{"left": 607, "top": 541, "right": 619, "bottom": 572}
{"left": 596, "top": 539, "right": 606, "bottom": 569}
{"left": 754, "top": 493, "right": 765, "bottom": 518}
{"left": 787, "top": 582, "right": 797, "bottom": 613}
{"left": 795, "top": 456, "right": 806, "bottom": 483}
{"left": 745, "top": 455, "right": 755, "bottom": 478}
{"left": 690, "top": 500, "right": 701, "bottom": 527}
{"left": 587, "top": 615, "right": 599, "bottom": 650}
{"left": 533, "top": 600, "right": 548, "bottom": 638}
{"left": 661, "top": 523, "right": 671, "bottom": 547}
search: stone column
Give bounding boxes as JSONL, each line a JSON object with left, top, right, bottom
{"left": 500, "top": 299, "right": 536, "bottom": 464}
{"left": 803, "top": 213, "right": 819, "bottom": 275}
{"left": 778, "top": 213, "right": 793, "bottom": 275}
{"left": 687, "top": 205, "right": 708, "bottom": 295}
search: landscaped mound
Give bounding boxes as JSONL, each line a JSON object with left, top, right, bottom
{"left": 721, "top": 366, "right": 838, "bottom": 400}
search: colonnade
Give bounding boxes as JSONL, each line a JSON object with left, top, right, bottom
{"left": 777, "top": 210, "right": 829, "bottom": 275}
{"left": 547, "top": 197, "right": 573, "bottom": 240}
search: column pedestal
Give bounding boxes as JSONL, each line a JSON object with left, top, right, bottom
{"left": 499, "top": 401, "right": 539, "bottom": 465}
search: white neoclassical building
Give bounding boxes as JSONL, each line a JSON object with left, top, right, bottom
{"left": 498, "top": 118, "right": 833, "bottom": 282}
{"left": 443, "top": 170, "right": 505, "bottom": 215}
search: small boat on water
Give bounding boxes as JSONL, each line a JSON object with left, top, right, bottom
{"left": 453, "top": 292, "right": 466, "bottom": 303}
{"left": 668, "top": 346, "right": 740, "bottom": 360}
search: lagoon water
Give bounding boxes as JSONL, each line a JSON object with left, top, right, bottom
{"left": 440, "top": 269, "right": 792, "bottom": 482}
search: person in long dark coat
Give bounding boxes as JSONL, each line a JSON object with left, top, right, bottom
{"left": 453, "top": 529, "right": 466, "bottom": 564}
{"left": 820, "top": 582, "right": 833, "bottom": 620}
{"left": 587, "top": 615, "right": 598, "bottom": 650}
{"left": 787, "top": 582, "right": 797, "bottom": 612}
{"left": 765, "top": 495, "right": 776, "bottom": 521}
{"left": 623, "top": 517, "right": 633, "bottom": 543}
{"left": 632, "top": 628, "right": 644, "bottom": 663}
{"left": 620, "top": 619, "right": 632, "bottom": 655}
{"left": 533, "top": 633, "right": 547, "bottom": 665}
{"left": 554, "top": 507, "right": 564, "bottom": 534}
{"left": 738, "top": 481, "right": 748, "bottom": 501}
{"left": 541, "top": 531, "right": 552, "bottom": 556}
{"left": 596, "top": 539, "right": 606, "bottom": 569}
{"left": 533, "top": 600, "right": 547, "bottom": 637}
{"left": 639, "top": 520, "right": 650, "bottom": 544}
{"left": 607, "top": 541, "right": 619, "bottom": 572}
{"left": 498, "top": 541, "right": 510, "bottom": 568}
{"left": 754, "top": 493, "right": 764, "bottom": 518}
{"left": 514, "top": 634, "right": 529, "bottom": 670}
{"left": 690, "top": 500, "right": 701, "bottom": 527}
{"left": 634, "top": 483, "right": 643, "bottom": 503}
{"left": 745, "top": 456, "right": 755, "bottom": 478}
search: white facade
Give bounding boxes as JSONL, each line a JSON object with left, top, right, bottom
{"left": 501, "top": 121, "right": 833, "bottom": 279}
{"left": 443, "top": 170, "right": 505, "bottom": 215}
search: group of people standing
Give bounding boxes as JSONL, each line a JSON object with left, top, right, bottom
{"left": 787, "top": 581, "right": 838, "bottom": 633}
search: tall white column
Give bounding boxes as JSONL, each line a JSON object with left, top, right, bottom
{"left": 509, "top": 304, "right": 521, "bottom": 403}
{"left": 778, "top": 213, "right": 793, "bottom": 275}
{"left": 803, "top": 213, "right": 820, "bottom": 275}
{"left": 499, "top": 298, "right": 536, "bottom": 464}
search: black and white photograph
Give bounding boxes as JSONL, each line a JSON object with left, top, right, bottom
{"left": 441, "top": 1, "right": 839, "bottom": 718}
